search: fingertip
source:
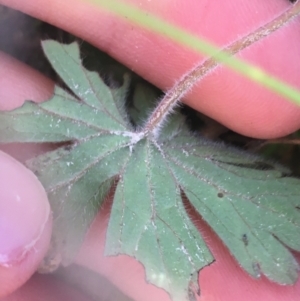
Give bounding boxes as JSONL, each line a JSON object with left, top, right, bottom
{"left": 0, "top": 150, "right": 52, "bottom": 298}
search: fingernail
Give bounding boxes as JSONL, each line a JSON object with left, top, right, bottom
{"left": 0, "top": 150, "right": 50, "bottom": 266}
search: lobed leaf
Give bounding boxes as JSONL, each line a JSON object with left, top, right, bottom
{"left": 0, "top": 41, "right": 299, "bottom": 300}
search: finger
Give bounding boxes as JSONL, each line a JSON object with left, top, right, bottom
{"left": 1, "top": 0, "right": 300, "bottom": 138}
{"left": 1, "top": 274, "right": 94, "bottom": 301}
{"left": 0, "top": 51, "right": 53, "bottom": 111}
{"left": 0, "top": 151, "right": 52, "bottom": 298}
{"left": 76, "top": 198, "right": 300, "bottom": 301}
{"left": 0, "top": 50, "right": 54, "bottom": 163}
{"left": 0, "top": 52, "right": 53, "bottom": 298}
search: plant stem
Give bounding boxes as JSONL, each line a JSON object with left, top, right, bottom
{"left": 142, "top": 0, "right": 300, "bottom": 136}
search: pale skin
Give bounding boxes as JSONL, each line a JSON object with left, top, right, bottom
{"left": 1, "top": 0, "right": 300, "bottom": 300}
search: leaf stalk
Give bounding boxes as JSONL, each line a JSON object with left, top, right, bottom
{"left": 142, "top": 0, "right": 300, "bottom": 136}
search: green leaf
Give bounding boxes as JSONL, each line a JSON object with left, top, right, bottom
{"left": 0, "top": 40, "right": 300, "bottom": 300}
{"left": 106, "top": 138, "right": 212, "bottom": 299}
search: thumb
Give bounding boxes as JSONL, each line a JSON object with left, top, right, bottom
{"left": 0, "top": 150, "right": 52, "bottom": 298}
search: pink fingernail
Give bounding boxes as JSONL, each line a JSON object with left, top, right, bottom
{"left": 0, "top": 151, "right": 50, "bottom": 266}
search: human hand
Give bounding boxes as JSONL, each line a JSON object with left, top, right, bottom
{"left": 1, "top": 0, "right": 300, "bottom": 300}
